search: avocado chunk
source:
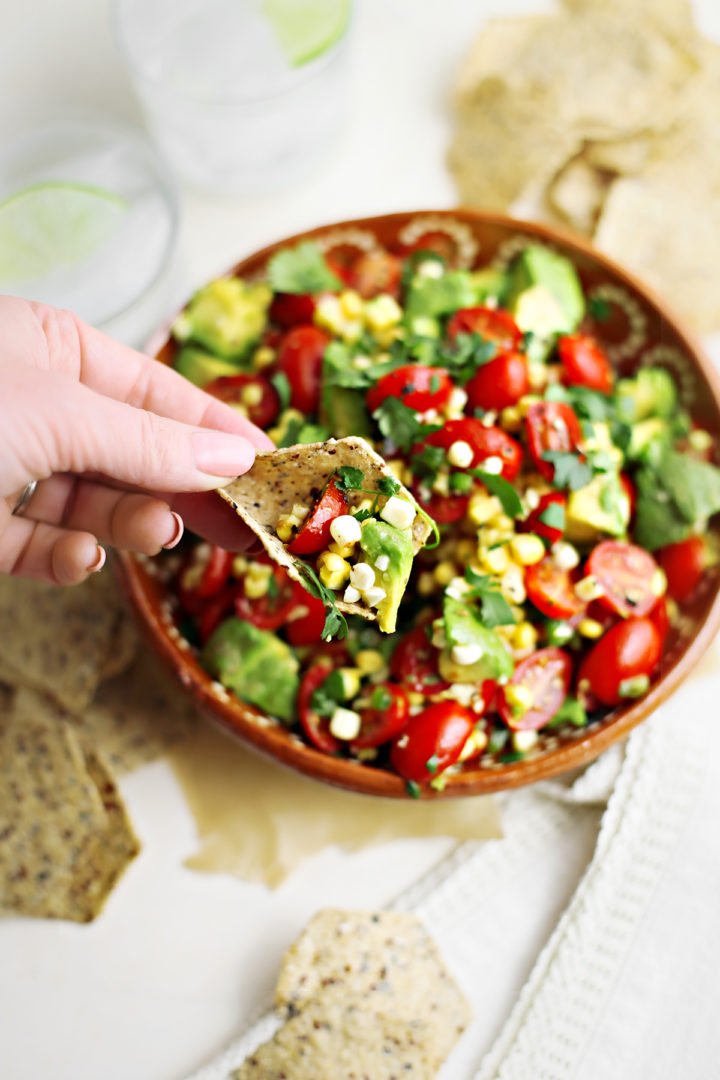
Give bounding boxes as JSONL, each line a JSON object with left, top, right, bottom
{"left": 565, "top": 472, "right": 630, "bottom": 543}
{"left": 405, "top": 269, "right": 477, "bottom": 319}
{"left": 633, "top": 446, "right": 720, "bottom": 550}
{"left": 616, "top": 367, "right": 677, "bottom": 422}
{"left": 359, "top": 518, "right": 414, "bottom": 634}
{"left": 320, "top": 344, "right": 371, "bottom": 437}
{"left": 172, "top": 277, "right": 271, "bottom": 360}
{"left": 505, "top": 245, "right": 585, "bottom": 336}
{"left": 174, "top": 346, "right": 244, "bottom": 388}
{"left": 202, "top": 618, "right": 299, "bottom": 722}
{"left": 440, "top": 594, "right": 514, "bottom": 683}
{"left": 469, "top": 266, "right": 508, "bottom": 305}
{"left": 626, "top": 417, "right": 670, "bottom": 462}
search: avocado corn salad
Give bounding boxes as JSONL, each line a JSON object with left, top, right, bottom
{"left": 164, "top": 235, "right": 720, "bottom": 791}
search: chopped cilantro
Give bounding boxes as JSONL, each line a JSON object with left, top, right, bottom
{"left": 293, "top": 563, "right": 348, "bottom": 641}
{"left": 377, "top": 476, "right": 401, "bottom": 497}
{"left": 335, "top": 465, "right": 365, "bottom": 492}
{"left": 441, "top": 332, "right": 497, "bottom": 384}
{"left": 310, "top": 669, "right": 347, "bottom": 717}
{"left": 267, "top": 240, "right": 342, "bottom": 294}
{"left": 409, "top": 444, "right": 446, "bottom": 483}
{"left": 429, "top": 373, "right": 440, "bottom": 394}
{"left": 544, "top": 381, "right": 611, "bottom": 422}
{"left": 370, "top": 686, "right": 393, "bottom": 711}
{"left": 538, "top": 502, "right": 565, "bottom": 532}
{"left": 401, "top": 249, "right": 446, "bottom": 289}
{"left": 464, "top": 567, "right": 518, "bottom": 628}
{"left": 468, "top": 468, "right": 524, "bottom": 518}
{"left": 266, "top": 573, "right": 279, "bottom": 600}
{"left": 449, "top": 471, "right": 473, "bottom": 494}
{"left": 488, "top": 728, "right": 510, "bottom": 754}
{"left": 545, "top": 695, "right": 588, "bottom": 729}
{"left": 270, "top": 370, "right": 291, "bottom": 411}
{"left": 405, "top": 780, "right": 422, "bottom": 799}
{"left": 373, "top": 397, "right": 442, "bottom": 451}
{"left": 589, "top": 295, "right": 611, "bottom": 322}
{"left": 542, "top": 451, "right": 593, "bottom": 491}
{"left": 351, "top": 507, "right": 373, "bottom": 523}
{"left": 425, "top": 754, "right": 440, "bottom": 775}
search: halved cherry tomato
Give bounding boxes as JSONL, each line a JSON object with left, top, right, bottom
{"left": 525, "top": 555, "right": 586, "bottom": 620}
{"left": 177, "top": 544, "right": 234, "bottom": 614}
{"left": 558, "top": 334, "right": 613, "bottom": 394}
{"left": 389, "top": 702, "right": 475, "bottom": 783}
{"left": 422, "top": 418, "right": 523, "bottom": 481}
{"left": 576, "top": 618, "right": 662, "bottom": 706}
{"left": 277, "top": 325, "right": 330, "bottom": 414}
{"left": 287, "top": 477, "right": 348, "bottom": 556}
{"left": 499, "top": 647, "right": 573, "bottom": 731}
{"left": 285, "top": 592, "right": 328, "bottom": 646}
{"left": 411, "top": 480, "right": 469, "bottom": 525}
{"left": 587, "top": 541, "right": 660, "bottom": 619}
{"left": 648, "top": 596, "right": 671, "bottom": 646}
{"left": 525, "top": 401, "right": 584, "bottom": 482}
{"left": 235, "top": 564, "right": 303, "bottom": 631}
{"left": 390, "top": 626, "right": 448, "bottom": 694}
{"left": 658, "top": 536, "right": 707, "bottom": 603}
{"left": 446, "top": 306, "right": 522, "bottom": 352}
{"left": 366, "top": 365, "right": 453, "bottom": 414}
{"left": 298, "top": 661, "right": 341, "bottom": 754}
{"left": 196, "top": 584, "right": 236, "bottom": 644}
{"left": 204, "top": 373, "right": 280, "bottom": 429}
{"left": 350, "top": 683, "right": 410, "bottom": 751}
{"left": 403, "top": 230, "right": 459, "bottom": 264}
{"left": 347, "top": 251, "right": 402, "bottom": 299}
{"left": 522, "top": 492, "right": 567, "bottom": 545}
{"left": 269, "top": 292, "right": 316, "bottom": 329}
{"left": 465, "top": 351, "right": 530, "bottom": 413}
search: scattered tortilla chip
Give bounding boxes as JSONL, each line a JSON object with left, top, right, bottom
{"left": 71, "top": 648, "right": 198, "bottom": 774}
{"left": 0, "top": 571, "right": 127, "bottom": 713}
{"left": 219, "top": 437, "right": 432, "bottom": 624}
{"left": 0, "top": 688, "right": 139, "bottom": 922}
{"left": 98, "top": 614, "right": 139, "bottom": 683}
{"left": 547, "top": 154, "right": 612, "bottom": 235}
{"left": 560, "top": 0, "right": 694, "bottom": 33}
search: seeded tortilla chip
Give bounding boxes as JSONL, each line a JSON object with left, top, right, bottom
{"left": 0, "top": 688, "right": 139, "bottom": 922}
{"left": 560, "top": 0, "right": 694, "bottom": 33}
{"left": 0, "top": 571, "right": 127, "bottom": 713}
{"left": 547, "top": 153, "right": 612, "bottom": 235}
{"left": 219, "top": 438, "right": 432, "bottom": 624}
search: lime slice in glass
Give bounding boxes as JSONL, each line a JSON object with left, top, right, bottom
{"left": 0, "top": 181, "right": 129, "bottom": 285}
{"left": 261, "top": 0, "right": 351, "bottom": 67}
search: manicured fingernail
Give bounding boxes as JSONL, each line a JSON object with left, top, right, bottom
{"left": 87, "top": 546, "right": 106, "bottom": 573}
{"left": 162, "top": 512, "right": 184, "bottom": 550}
{"left": 192, "top": 433, "right": 256, "bottom": 477}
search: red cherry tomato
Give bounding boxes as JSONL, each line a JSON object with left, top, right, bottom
{"left": 277, "top": 325, "right": 330, "bottom": 414}
{"left": 403, "top": 230, "right": 459, "bottom": 264}
{"left": 522, "top": 492, "right": 567, "bottom": 545}
{"left": 657, "top": 536, "right": 707, "bottom": 603}
{"left": 285, "top": 592, "right": 328, "bottom": 646}
{"left": 177, "top": 545, "right": 234, "bottom": 614}
{"left": 235, "top": 564, "right": 303, "bottom": 631}
{"left": 587, "top": 541, "right": 661, "bottom": 619}
{"left": 203, "top": 373, "right": 280, "bottom": 429}
{"left": 366, "top": 365, "right": 453, "bottom": 414}
{"left": 411, "top": 480, "right": 470, "bottom": 525}
{"left": 577, "top": 618, "right": 662, "bottom": 706}
{"left": 558, "top": 334, "right": 613, "bottom": 394}
{"left": 465, "top": 351, "right": 530, "bottom": 413}
{"left": 422, "top": 418, "right": 523, "bottom": 481}
{"left": 525, "top": 555, "right": 586, "bottom": 620}
{"left": 648, "top": 596, "right": 671, "bottom": 646}
{"left": 350, "top": 683, "right": 410, "bottom": 751}
{"left": 269, "top": 292, "right": 316, "bottom": 329}
{"left": 347, "top": 251, "right": 402, "bottom": 299}
{"left": 620, "top": 472, "right": 636, "bottom": 518}
{"left": 389, "top": 626, "right": 448, "bottom": 694}
{"left": 287, "top": 477, "right": 348, "bottom": 556}
{"left": 390, "top": 702, "right": 475, "bottom": 783}
{"left": 525, "top": 401, "right": 584, "bottom": 482}
{"left": 499, "top": 647, "right": 573, "bottom": 731}
{"left": 196, "top": 584, "right": 236, "bottom": 644}
{"left": 298, "top": 661, "right": 341, "bottom": 753}
{"left": 446, "top": 306, "right": 522, "bottom": 352}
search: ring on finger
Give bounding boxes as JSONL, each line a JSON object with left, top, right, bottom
{"left": 11, "top": 481, "right": 38, "bottom": 518}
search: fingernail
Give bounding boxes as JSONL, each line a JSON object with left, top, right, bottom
{"left": 162, "top": 512, "right": 184, "bottom": 550}
{"left": 87, "top": 546, "right": 106, "bottom": 573}
{"left": 192, "top": 433, "right": 256, "bottom": 477}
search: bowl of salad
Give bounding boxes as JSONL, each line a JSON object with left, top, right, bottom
{"left": 118, "top": 210, "right": 720, "bottom": 798}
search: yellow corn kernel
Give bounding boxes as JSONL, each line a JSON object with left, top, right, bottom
{"left": 276, "top": 519, "right": 295, "bottom": 543}
{"left": 340, "top": 319, "right": 364, "bottom": 343}
{"left": 512, "top": 729, "right": 539, "bottom": 753}
{"left": 575, "top": 575, "right": 604, "bottom": 602}
{"left": 504, "top": 684, "right": 534, "bottom": 716}
{"left": 328, "top": 540, "right": 357, "bottom": 559}
{"left": 513, "top": 621, "right": 538, "bottom": 652}
{"left": 355, "top": 649, "right": 386, "bottom": 675}
{"left": 407, "top": 691, "right": 426, "bottom": 708}
{"left": 500, "top": 405, "right": 522, "bottom": 432}
{"left": 517, "top": 394, "right": 542, "bottom": 417}
{"left": 232, "top": 555, "right": 249, "bottom": 577}
{"left": 481, "top": 545, "right": 510, "bottom": 575}
{"left": 354, "top": 497, "right": 374, "bottom": 514}
{"left": 252, "top": 345, "right": 275, "bottom": 370}
{"left": 240, "top": 382, "right": 263, "bottom": 408}
{"left": 500, "top": 564, "right": 526, "bottom": 605}
{"left": 374, "top": 325, "right": 404, "bottom": 349}
{"left": 455, "top": 538, "right": 477, "bottom": 564}
{"left": 578, "top": 618, "right": 604, "bottom": 639}
{"left": 489, "top": 513, "right": 514, "bottom": 532}
{"left": 244, "top": 574, "right": 270, "bottom": 599}
{"left": 651, "top": 567, "right": 668, "bottom": 597}
{"left": 433, "top": 560, "right": 457, "bottom": 586}
{"left": 527, "top": 365, "right": 549, "bottom": 391}
{"left": 364, "top": 294, "right": 402, "bottom": 332}
{"left": 318, "top": 551, "right": 350, "bottom": 573}
{"left": 387, "top": 459, "right": 410, "bottom": 485}
{"left": 417, "top": 571, "right": 436, "bottom": 596}
{"left": 314, "top": 294, "right": 345, "bottom": 334}
{"left": 468, "top": 493, "right": 502, "bottom": 526}
{"left": 337, "top": 667, "right": 362, "bottom": 699}
{"left": 319, "top": 567, "right": 350, "bottom": 590}
{"left": 510, "top": 534, "right": 546, "bottom": 566}
{"left": 339, "top": 289, "right": 364, "bottom": 319}
{"left": 459, "top": 727, "right": 489, "bottom": 762}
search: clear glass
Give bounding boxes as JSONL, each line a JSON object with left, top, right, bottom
{"left": 0, "top": 120, "right": 179, "bottom": 338}
{"left": 113, "top": 0, "right": 353, "bottom": 194}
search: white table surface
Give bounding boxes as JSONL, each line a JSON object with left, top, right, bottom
{"left": 1, "top": 2, "right": 720, "bottom": 1078}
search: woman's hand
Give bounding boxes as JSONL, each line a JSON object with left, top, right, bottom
{"left": 0, "top": 296, "right": 274, "bottom": 584}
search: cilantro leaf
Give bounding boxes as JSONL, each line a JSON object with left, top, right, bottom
{"left": 377, "top": 476, "right": 401, "bottom": 497}
{"left": 335, "top": 465, "right": 364, "bottom": 492}
{"left": 538, "top": 501, "right": 565, "bottom": 532}
{"left": 464, "top": 567, "right": 517, "bottom": 628}
{"left": 293, "top": 563, "right": 348, "bottom": 641}
{"left": 270, "top": 370, "right": 291, "bottom": 412}
{"left": 544, "top": 381, "right": 611, "bottom": 422}
{"left": 425, "top": 754, "right": 440, "bottom": 775}
{"left": 441, "top": 332, "right": 497, "bottom": 384}
{"left": 589, "top": 295, "right": 611, "bottom": 322}
{"left": 373, "top": 397, "right": 442, "bottom": 451}
{"left": 370, "top": 686, "right": 393, "bottom": 711}
{"left": 468, "top": 469, "right": 523, "bottom": 518}
{"left": 542, "top": 451, "right": 593, "bottom": 491}
{"left": 351, "top": 507, "right": 373, "bottom": 523}
{"left": 449, "top": 471, "right": 473, "bottom": 494}
{"left": 409, "top": 444, "right": 446, "bottom": 483}
{"left": 267, "top": 241, "right": 342, "bottom": 294}
{"left": 310, "top": 669, "right": 347, "bottom": 717}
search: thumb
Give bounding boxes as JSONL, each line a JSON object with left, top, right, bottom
{"left": 8, "top": 369, "right": 257, "bottom": 494}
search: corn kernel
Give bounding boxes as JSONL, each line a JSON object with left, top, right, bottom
{"left": 374, "top": 325, "right": 403, "bottom": 349}
{"left": 339, "top": 289, "right": 363, "bottom": 318}
{"left": 504, "top": 684, "right": 534, "bottom": 715}
{"left": 354, "top": 497, "right": 374, "bottom": 514}
{"left": 489, "top": 513, "right": 514, "bottom": 532}
{"left": 314, "top": 294, "right": 345, "bottom": 334}
{"left": 500, "top": 405, "right": 522, "bottom": 432}
{"left": 455, "top": 539, "right": 477, "bottom": 563}
{"left": 276, "top": 519, "right": 295, "bottom": 542}
{"left": 240, "top": 382, "right": 263, "bottom": 407}
{"left": 578, "top": 618, "right": 604, "bottom": 639}
{"left": 319, "top": 552, "right": 350, "bottom": 574}
{"left": 364, "top": 293, "right": 402, "bottom": 331}
{"left": 417, "top": 571, "right": 436, "bottom": 596}
{"left": 501, "top": 564, "right": 526, "bottom": 604}
{"left": 355, "top": 649, "right": 386, "bottom": 675}
{"left": 433, "top": 560, "right": 457, "bottom": 586}
{"left": 482, "top": 545, "right": 510, "bottom": 574}
{"left": 232, "top": 556, "right": 248, "bottom": 577}
{"left": 407, "top": 691, "right": 426, "bottom": 708}
{"left": 244, "top": 574, "right": 270, "bottom": 599}
{"left": 510, "top": 534, "right": 545, "bottom": 566}
{"left": 513, "top": 621, "right": 538, "bottom": 652}
{"left": 527, "top": 365, "right": 549, "bottom": 390}
{"left": 518, "top": 394, "right": 542, "bottom": 417}
{"left": 575, "top": 575, "right": 604, "bottom": 601}
{"left": 512, "top": 730, "right": 539, "bottom": 753}
{"left": 252, "top": 345, "right": 275, "bottom": 370}
{"left": 459, "top": 727, "right": 489, "bottom": 761}
{"left": 337, "top": 667, "right": 362, "bottom": 699}
{"left": 387, "top": 459, "right": 410, "bottom": 485}
{"left": 468, "top": 493, "right": 501, "bottom": 526}
{"left": 319, "top": 567, "right": 350, "bottom": 590}
{"left": 340, "top": 319, "right": 364, "bottom": 343}
{"left": 651, "top": 567, "right": 668, "bottom": 597}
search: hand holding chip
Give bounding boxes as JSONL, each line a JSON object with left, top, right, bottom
{"left": 0, "top": 296, "right": 273, "bottom": 585}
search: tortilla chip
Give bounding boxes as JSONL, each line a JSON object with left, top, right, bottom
{"left": 0, "top": 688, "right": 139, "bottom": 922}
{"left": 0, "top": 571, "right": 127, "bottom": 713}
{"left": 71, "top": 648, "right": 198, "bottom": 774}
{"left": 98, "top": 614, "right": 139, "bottom": 684}
{"left": 559, "top": 0, "right": 694, "bottom": 33}
{"left": 219, "top": 438, "right": 432, "bottom": 623}
{"left": 547, "top": 153, "right": 613, "bottom": 235}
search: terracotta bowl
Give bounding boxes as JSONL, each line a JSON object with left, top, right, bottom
{"left": 116, "top": 209, "right": 720, "bottom": 798}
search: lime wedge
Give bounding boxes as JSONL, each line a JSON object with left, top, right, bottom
{"left": 262, "top": 0, "right": 351, "bottom": 67}
{"left": 0, "top": 181, "right": 129, "bottom": 284}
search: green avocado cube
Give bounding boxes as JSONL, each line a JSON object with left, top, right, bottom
{"left": 202, "top": 618, "right": 299, "bottom": 723}
{"left": 172, "top": 277, "right": 271, "bottom": 360}
{"left": 174, "top": 346, "right": 244, "bottom": 388}
{"left": 359, "top": 518, "right": 414, "bottom": 634}
{"left": 505, "top": 245, "right": 585, "bottom": 336}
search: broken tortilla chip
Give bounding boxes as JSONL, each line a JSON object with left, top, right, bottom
{"left": 547, "top": 154, "right": 612, "bottom": 235}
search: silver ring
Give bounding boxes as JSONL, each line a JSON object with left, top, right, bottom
{"left": 11, "top": 480, "right": 38, "bottom": 517}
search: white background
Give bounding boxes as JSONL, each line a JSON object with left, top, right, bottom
{"left": 1, "top": 2, "right": 719, "bottom": 1078}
